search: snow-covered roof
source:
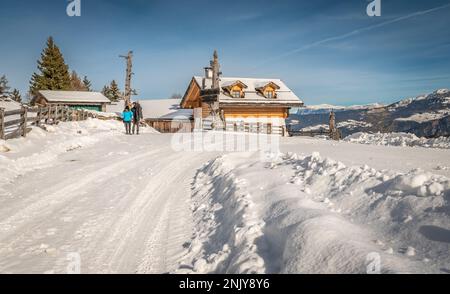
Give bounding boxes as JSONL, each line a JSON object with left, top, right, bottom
{"left": 139, "top": 99, "right": 193, "bottom": 119}
{"left": 38, "top": 90, "right": 110, "bottom": 103}
{"left": 106, "top": 99, "right": 193, "bottom": 120}
{"left": 193, "top": 76, "right": 303, "bottom": 106}
{"left": 0, "top": 98, "right": 21, "bottom": 111}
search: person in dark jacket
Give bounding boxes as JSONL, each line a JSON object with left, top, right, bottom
{"left": 131, "top": 102, "right": 143, "bottom": 135}
{"left": 122, "top": 106, "right": 133, "bottom": 135}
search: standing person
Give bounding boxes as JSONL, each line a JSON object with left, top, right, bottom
{"left": 131, "top": 101, "right": 143, "bottom": 135}
{"left": 122, "top": 106, "right": 133, "bottom": 135}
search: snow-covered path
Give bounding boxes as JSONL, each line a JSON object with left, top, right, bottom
{"left": 0, "top": 133, "right": 216, "bottom": 274}
{"left": 1, "top": 121, "right": 449, "bottom": 274}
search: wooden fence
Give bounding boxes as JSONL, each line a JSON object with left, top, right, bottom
{"left": 288, "top": 130, "right": 329, "bottom": 137}
{"left": 0, "top": 104, "right": 96, "bottom": 140}
{"left": 224, "top": 121, "right": 287, "bottom": 136}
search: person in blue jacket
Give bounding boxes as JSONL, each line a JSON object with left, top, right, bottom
{"left": 122, "top": 106, "right": 134, "bottom": 135}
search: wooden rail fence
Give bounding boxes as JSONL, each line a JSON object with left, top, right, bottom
{"left": 0, "top": 104, "right": 95, "bottom": 140}
{"left": 224, "top": 121, "right": 286, "bottom": 136}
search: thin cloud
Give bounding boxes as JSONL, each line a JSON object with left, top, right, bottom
{"left": 255, "top": 2, "right": 450, "bottom": 67}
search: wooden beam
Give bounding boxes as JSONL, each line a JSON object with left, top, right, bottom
{"left": 0, "top": 108, "right": 4, "bottom": 140}
{"left": 21, "top": 106, "right": 28, "bottom": 137}
{"left": 4, "top": 118, "right": 22, "bottom": 127}
{"left": 5, "top": 109, "right": 23, "bottom": 116}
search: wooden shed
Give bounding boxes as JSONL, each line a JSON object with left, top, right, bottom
{"left": 32, "top": 90, "right": 111, "bottom": 112}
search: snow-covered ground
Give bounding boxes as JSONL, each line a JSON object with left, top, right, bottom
{"left": 344, "top": 132, "right": 450, "bottom": 149}
{"left": 0, "top": 120, "right": 449, "bottom": 274}
{"left": 177, "top": 152, "right": 449, "bottom": 273}
{"left": 395, "top": 111, "right": 449, "bottom": 123}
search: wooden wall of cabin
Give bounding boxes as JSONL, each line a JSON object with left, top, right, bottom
{"left": 181, "top": 79, "right": 202, "bottom": 109}
{"left": 222, "top": 107, "right": 288, "bottom": 120}
{"left": 147, "top": 120, "right": 194, "bottom": 133}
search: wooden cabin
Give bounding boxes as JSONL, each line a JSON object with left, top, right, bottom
{"left": 180, "top": 51, "right": 303, "bottom": 134}
{"left": 138, "top": 99, "right": 193, "bottom": 133}
{"left": 32, "top": 90, "right": 110, "bottom": 112}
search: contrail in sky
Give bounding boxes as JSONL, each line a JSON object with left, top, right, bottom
{"left": 255, "top": 2, "right": 450, "bottom": 67}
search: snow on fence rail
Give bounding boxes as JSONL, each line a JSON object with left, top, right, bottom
{"left": 0, "top": 105, "right": 99, "bottom": 140}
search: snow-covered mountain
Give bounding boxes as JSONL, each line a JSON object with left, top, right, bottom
{"left": 288, "top": 89, "right": 450, "bottom": 138}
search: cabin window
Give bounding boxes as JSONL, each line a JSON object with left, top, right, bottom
{"left": 232, "top": 90, "right": 241, "bottom": 98}
{"left": 265, "top": 91, "right": 275, "bottom": 99}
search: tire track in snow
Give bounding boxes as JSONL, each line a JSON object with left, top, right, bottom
{"left": 0, "top": 133, "right": 215, "bottom": 273}
{"left": 0, "top": 147, "right": 166, "bottom": 241}
{"left": 95, "top": 152, "right": 200, "bottom": 273}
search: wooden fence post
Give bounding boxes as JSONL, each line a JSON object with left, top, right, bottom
{"left": 64, "top": 107, "right": 69, "bottom": 121}
{"left": 36, "top": 107, "right": 41, "bottom": 126}
{"left": 60, "top": 107, "right": 65, "bottom": 122}
{"left": 21, "top": 106, "right": 28, "bottom": 137}
{"left": 0, "top": 108, "right": 5, "bottom": 140}
{"left": 47, "top": 104, "right": 52, "bottom": 123}
{"left": 55, "top": 105, "right": 59, "bottom": 123}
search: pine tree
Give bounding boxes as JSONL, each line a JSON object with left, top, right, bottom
{"left": 29, "top": 37, "right": 71, "bottom": 96}
{"left": 10, "top": 89, "right": 22, "bottom": 103}
{"left": 70, "top": 71, "right": 87, "bottom": 91}
{"left": 0, "top": 75, "right": 10, "bottom": 99}
{"left": 102, "top": 85, "right": 111, "bottom": 99}
{"left": 83, "top": 76, "right": 92, "bottom": 91}
{"left": 108, "top": 80, "right": 122, "bottom": 102}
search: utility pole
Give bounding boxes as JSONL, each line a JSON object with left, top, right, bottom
{"left": 120, "top": 51, "right": 133, "bottom": 107}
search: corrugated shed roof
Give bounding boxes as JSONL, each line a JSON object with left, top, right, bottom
{"left": 39, "top": 90, "right": 110, "bottom": 103}
{"left": 193, "top": 76, "right": 303, "bottom": 105}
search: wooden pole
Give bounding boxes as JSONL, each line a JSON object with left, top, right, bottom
{"left": 36, "top": 107, "right": 41, "bottom": 126}
{"left": 55, "top": 105, "right": 59, "bottom": 123}
{"left": 120, "top": 51, "right": 134, "bottom": 107}
{"left": 47, "top": 104, "right": 51, "bottom": 123}
{"left": 21, "top": 106, "right": 28, "bottom": 137}
{"left": 61, "top": 107, "right": 65, "bottom": 122}
{"left": 0, "top": 108, "right": 5, "bottom": 140}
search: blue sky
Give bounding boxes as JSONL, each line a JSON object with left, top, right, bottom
{"left": 0, "top": 0, "right": 449, "bottom": 105}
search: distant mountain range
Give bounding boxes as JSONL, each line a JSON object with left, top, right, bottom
{"left": 288, "top": 89, "right": 450, "bottom": 138}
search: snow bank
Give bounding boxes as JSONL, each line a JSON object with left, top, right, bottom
{"left": 0, "top": 119, "right": 157, "bottom": 195}
{"left": 176, "top": 156, "right": 266, "bottom": 274}
{"left": 344, "top": 132, "right": 450, "bottom": 149}
{"left": 83, "top": 110, "right": 119, "bottom": 119}
{"left": 178, "top": 151, "right": 449, "bottom": 273}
